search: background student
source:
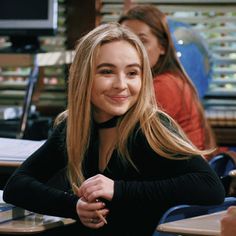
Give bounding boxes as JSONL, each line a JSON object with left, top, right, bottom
{"left": 3, "top": 23, "right": 225, "bottom": 236}
{"left": 118, "top": 5, "right": 216, "bottom": 158}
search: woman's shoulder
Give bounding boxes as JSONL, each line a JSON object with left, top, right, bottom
{"left": 54, "top": 118, "right": 67, "bottom": 130}
{"left": 153, "top": 72, "right": 194, "bottom": 113}
{"left": 48, "top": 118, "right": 67, "bottom": 141}
{"left": 154, "top": 72, "right": 184, "bottom": 87}
{"left": 133, "top": 111, "right": 175, "bottom": 140}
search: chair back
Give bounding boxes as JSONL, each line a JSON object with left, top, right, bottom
{"left": 153, "top": 197, "right": 236, "bottom": 236}
{"left": 209, "top": 153, "right": 235, "bottom": 177}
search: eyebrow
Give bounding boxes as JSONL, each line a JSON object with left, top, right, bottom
{"left": 96, "top": 63, "right": 115, "bottom": 69}
{"left": 138, "top": 33, "right": 148, "bottom": 38}
{"left": 97, "top": 63, "right": 142, "bottom": 69}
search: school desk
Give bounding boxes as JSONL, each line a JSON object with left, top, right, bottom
{"left": 156, "top": 210, "right": 225, "bottom": 236}
{"left": 0, "top": 214, "right": 75, "bottom": 235}
{"left": 0, "top": 138, "right": 46, "bottom": 189}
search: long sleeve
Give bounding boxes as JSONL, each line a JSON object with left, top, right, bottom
{"left": 104, "top": 130, "right": 225, "bottom": 235}
{"left": 3, "top": 122, "right": 79, "bottom": 219}
{"left": 113, "top": 156, "right": 224, "bottom": 206}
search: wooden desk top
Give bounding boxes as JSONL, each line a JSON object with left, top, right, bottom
{"left": 157, "top": 210, "right": 226, "bottom": 236}
{"left": 0, "top": 161, "right": 21, "bottom": 168}
{"left": 0, "top": 214, "right": 75, "bottom": 235}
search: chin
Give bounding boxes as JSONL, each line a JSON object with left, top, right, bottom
{"left": 104, "top": 104, "right": 134, "bottom": 117}
{"left": 111, "top": 108, "right": 131, "bottom": 116}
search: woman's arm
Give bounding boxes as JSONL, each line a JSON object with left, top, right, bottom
{"left": 3, "top": 122, "right": 79, "bottom": 219}
{"left": 113, "top": 157, "right": 225, "bottom": 206}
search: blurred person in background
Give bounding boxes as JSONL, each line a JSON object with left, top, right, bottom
{"left": 119, "top": 4, "right": 217, "bottom": 159}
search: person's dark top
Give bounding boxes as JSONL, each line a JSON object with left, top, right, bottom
{"left": 3, "top": 115, "right": 225, "bottom": 236}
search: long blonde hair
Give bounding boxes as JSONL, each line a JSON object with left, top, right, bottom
{"left": 55, "top": 22, "right": 213, "bottom": 187}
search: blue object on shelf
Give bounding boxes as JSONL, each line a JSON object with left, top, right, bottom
{"left": 168, "top": 19, "right": 213, "bottom": 99}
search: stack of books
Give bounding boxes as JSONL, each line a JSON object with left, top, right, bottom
{"left": 0, "top": 190, "right": 32, "bottom": 223}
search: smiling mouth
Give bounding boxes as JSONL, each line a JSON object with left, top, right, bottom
{"left": 108, "top": 95, "right": 129, "bottom": 102}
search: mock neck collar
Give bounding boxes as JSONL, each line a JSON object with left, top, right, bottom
{"left": 94, "top": 116, "right": 118, "bottom": 129}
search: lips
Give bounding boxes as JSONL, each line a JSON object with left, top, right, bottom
{"left": 108, "top": 95, "right": 130, "bottom": 102}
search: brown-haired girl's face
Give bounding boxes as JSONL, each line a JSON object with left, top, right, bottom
{"left": 121, "top": 19, "right": 165, "bottom": 68}
{"left": 91, "top": 40, "right": 142, "bottom": 123}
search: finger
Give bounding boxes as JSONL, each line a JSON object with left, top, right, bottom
{"left": 80, "top": 180, "right": 100, "bottom": 197}
{"left": 78, "top": 204, "right": 106, "bottom": 220}
{"left": 79, "top": 197, "right": 105, "bottom": 211}
{"left": 82, "top": 218, "right": 105, "bottom": 229}
{"left": 85, "top": 189, "right": 106, "bottom": 202}
{"left": 83, "top": 188, "right": 103, "bottom": 202}
{"left": 89, "top": 218, "right": 100, "bottom": 224}
{"left": 81, "top": 174, "right": 104, "bottom": 190}
{"left": 87, "top": 201, "right": 106, "bottom": 211}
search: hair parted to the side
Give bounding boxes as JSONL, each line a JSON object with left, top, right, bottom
{"left": 119, "top": 5, "right": 216, "bottom": 151}
{"left": 55, "top": 22, "right": 214, "bottom": 188}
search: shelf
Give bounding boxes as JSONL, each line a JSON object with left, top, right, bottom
{"left": 0, "top": 51, "right": 74, "bottom": 67}
{"left": 213, "top": 126, "right": 236, "bottom": 146}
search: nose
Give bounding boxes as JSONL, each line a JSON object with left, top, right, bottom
{"left": 112, "top": 72, "right": 127, "bottom": 90}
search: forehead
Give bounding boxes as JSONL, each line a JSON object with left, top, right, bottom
{"left": 96, "top": 40, "right": 141, "bottom": 65}
{"left": 122, "top": 19, "right": 152, "bottom": 36}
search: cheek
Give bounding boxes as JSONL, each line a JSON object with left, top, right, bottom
{"left": 91, "top": 77, "right": 105, "bottom": 95}
{"left": 131, "top": 79, "right": 142, "bottom": 95}
{"left": 90, "top": 91, "right": 96, "bottom": 106}
{"left": 91, "top": 82, "right": 100, "bottom": 104}
{"left": 148, "top": 50, "right": 160, "bottom": 67}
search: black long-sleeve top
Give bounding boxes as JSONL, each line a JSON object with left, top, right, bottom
{"left": 3, "top": 120, "right": 225, "bottom": 236}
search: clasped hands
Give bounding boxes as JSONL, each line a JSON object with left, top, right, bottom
{"left": 74, "top": 174, "right": 114, "bottom": 228}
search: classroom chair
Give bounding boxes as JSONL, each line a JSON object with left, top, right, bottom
{"left": 153, "top": 197, "right": 236, "bottom": 236}
{"left": 209, "top": 153, "right": 236, "bottom": 177}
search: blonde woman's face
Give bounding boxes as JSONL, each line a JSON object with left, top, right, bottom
{"left": 91, "top": 40, "right": 142, "bottom": 123}
{"left": 121, "top": 19, "right": 165, "bottom": 68}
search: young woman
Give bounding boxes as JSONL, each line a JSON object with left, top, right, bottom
{"left": 119, "top": 5, "right": 216, "bottom": 157}
{"left": 3, "top": 23, "right": 224, "bottom": 236}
